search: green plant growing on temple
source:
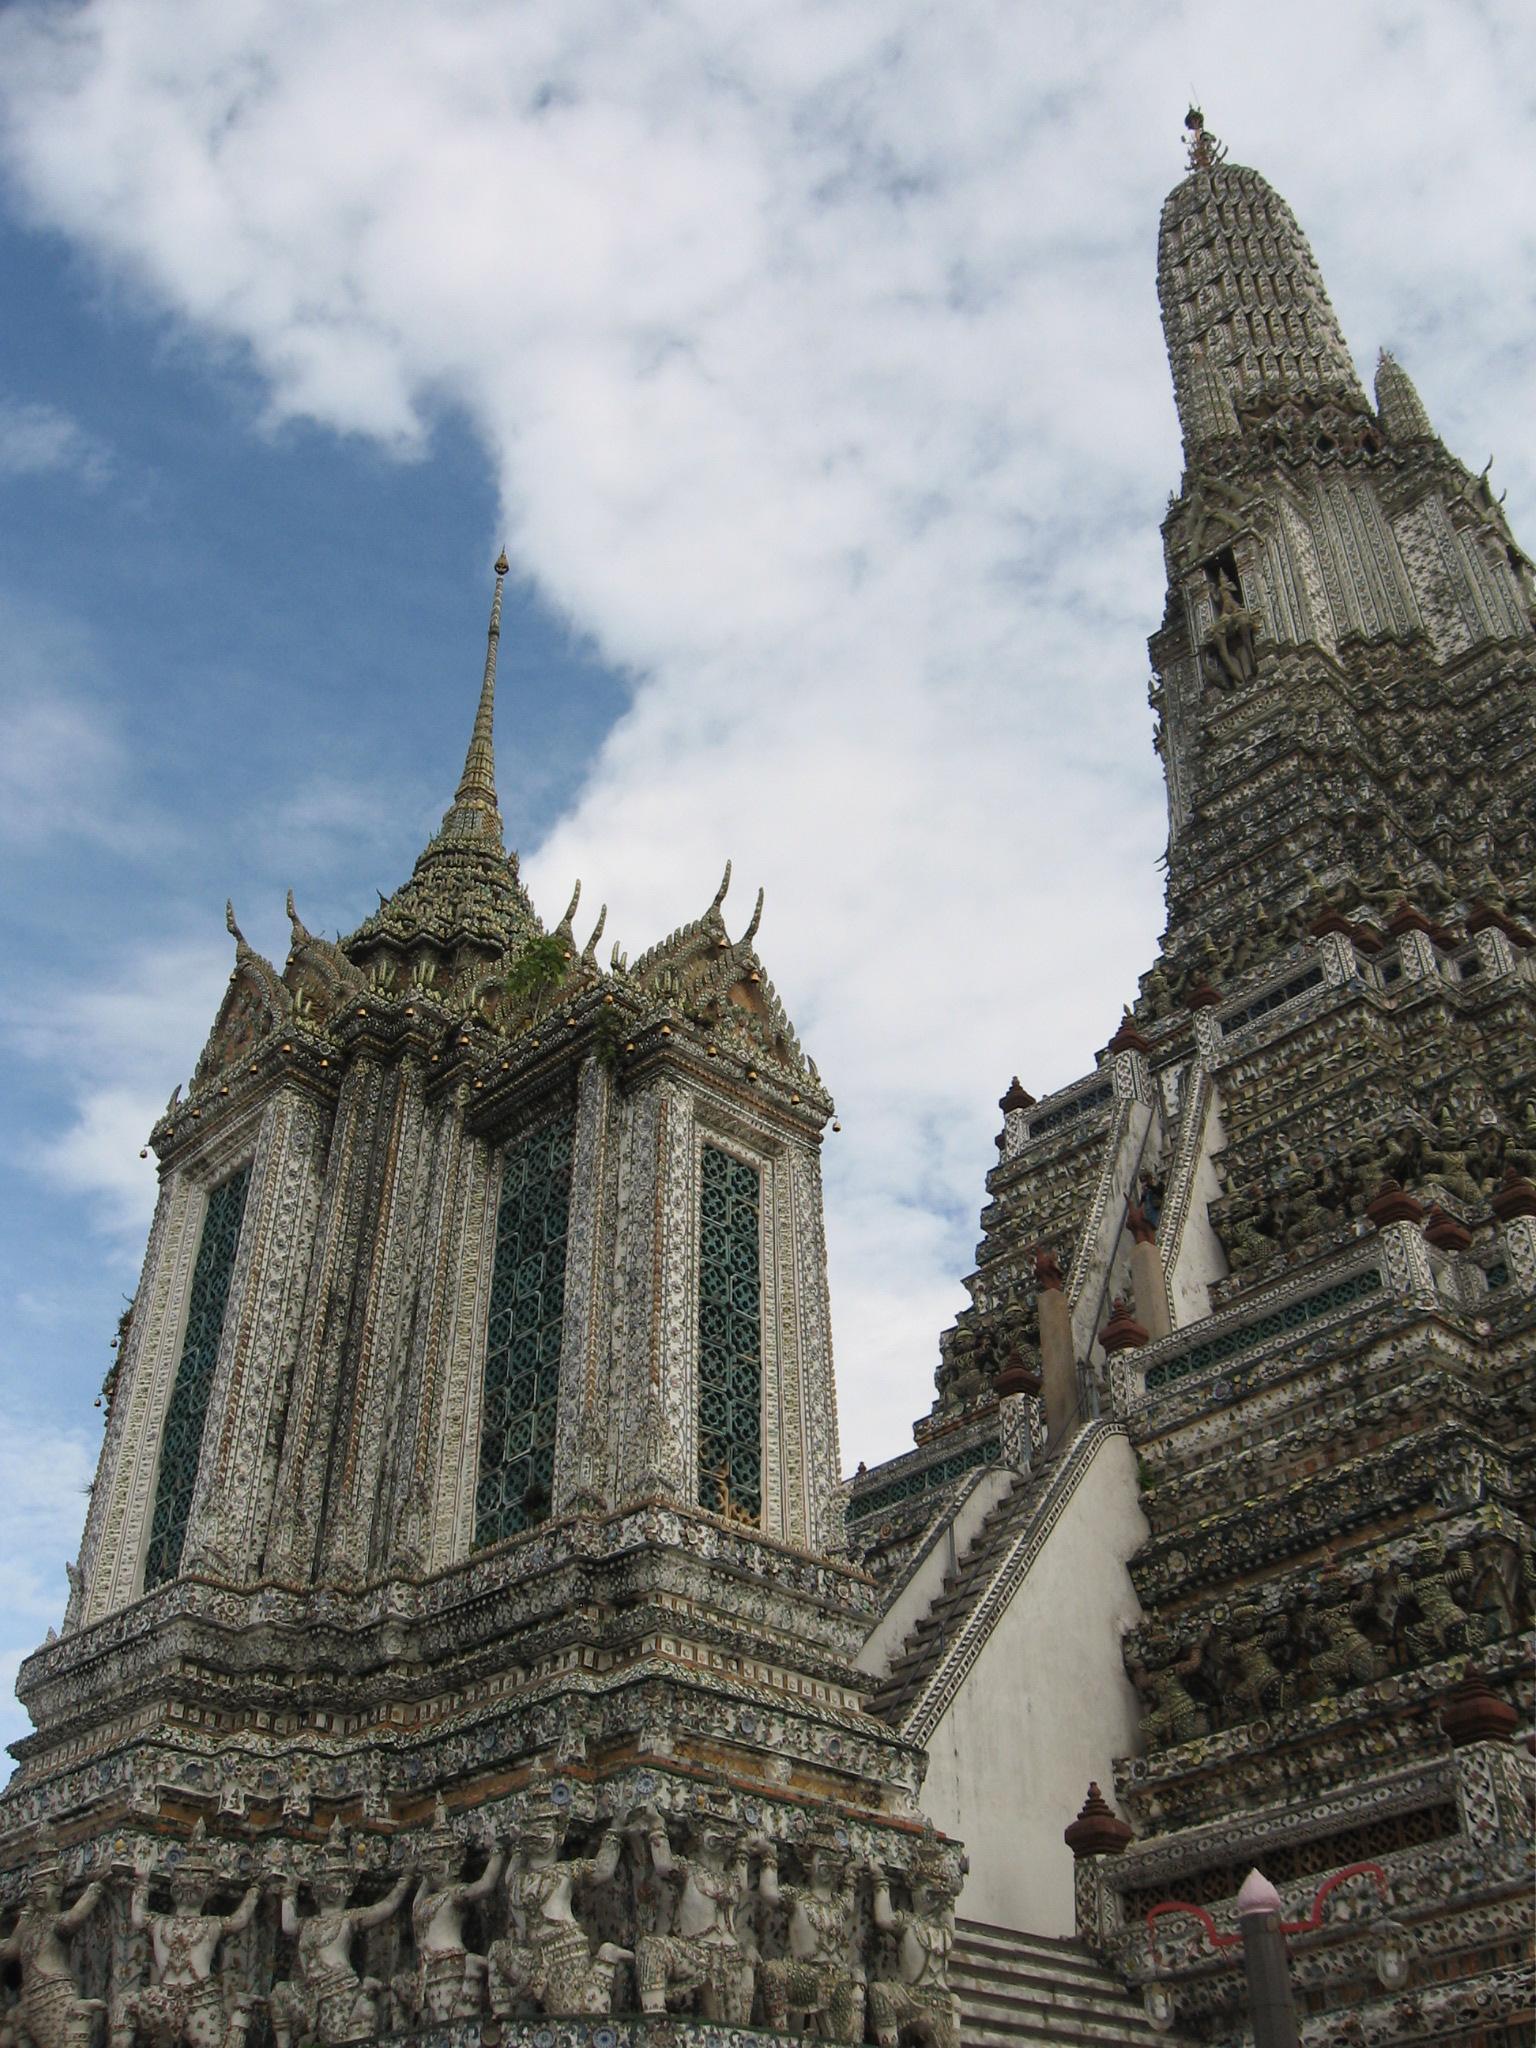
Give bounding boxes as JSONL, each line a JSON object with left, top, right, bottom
{"left": 504, "top": 934, "right": 570, "bottom": 1018}
{"left": 591, "top": 1006, "right": 628, "bottom": 1070}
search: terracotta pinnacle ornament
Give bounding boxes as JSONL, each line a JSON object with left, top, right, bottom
{"left": 1033, "top": 1248, "right": 1065, "bottom": 1293}
{"left": 993, "top": 1349, "right": 1042, "bottom": 1399}
{"left": 1490, "top": 1169, "right": 1536, "bottom": 1223}
{"left": 1439, "top": 1673, "right": 1518, "bottom": 1747}
{"left": 1385, "top": 901, "right": 1434, "bottom": 938}
{"left": 1108, "top": 1009, "right": 1152, "bottom": 1056}
{"left": 1099, "top": 1298, "right": 1149, "bottom": 1353}
{"left": 1365, "top": 1179, "right": 1425, "bottom": 1228}
{"left": 1424, "top": 1206, "right": 1473, "bottom": 1253}
{"left": 1064, "top": 1784, "right": 1133, "bottom": 1858}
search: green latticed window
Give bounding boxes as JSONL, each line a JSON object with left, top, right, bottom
{"left": 697, "top": 1145, "right": 762, "bottom": 1521}
{"left": 143, "top": 1164, "right": 251, "bottom": 1590}
{"left": 475, "top": 1113, "right": 574, "bottom": 1547}
{"left": 846, "top": 1439, "right": 1002, "bottom": 1526}
{"left": 1143, "top": 1265, "right": 1384, "bottom": 1393}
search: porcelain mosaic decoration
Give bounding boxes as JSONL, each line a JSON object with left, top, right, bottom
{"left": 3, "top": 118, "right": 1532, "bottom": 2048}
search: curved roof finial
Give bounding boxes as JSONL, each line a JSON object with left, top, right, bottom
{"left": 737, "top": 886, "right": 764, "bottom": 954}
{"left": 581, "top": 902, "right": 608, "bottom": 966}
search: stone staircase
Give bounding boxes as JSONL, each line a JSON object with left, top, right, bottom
{"left": 953, "top": 1918, "right": 1179, "bottom": 2046}
{"left": 865, "top": 1430, "right": 1103, "bottom": 1732}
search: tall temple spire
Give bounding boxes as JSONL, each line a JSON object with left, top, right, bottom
{"left": 438, "top": 550, "right": 509, "bottom": 848}
{"left": 1145, "top": 122, "right": 1533, "bottom": 996}
{"left": 1158, "top": 113, "right": 1367, "bottom": 466}
{"left": 341, "top": 552, "right": 541, "bottom": 967}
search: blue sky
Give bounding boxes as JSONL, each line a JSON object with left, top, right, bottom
{"left": 2, "top": 1, "right": 1533, "bottom": 1748}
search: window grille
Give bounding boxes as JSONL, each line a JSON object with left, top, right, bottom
{"left": 1143, "top": 1266, "right": 1382, "bottom": 1392}
{"left": 143, "top": 1164, "right": 251, "bottom": 1589}
{"left": 846, "top": 1440, "right": 1002, "bottom": 1526}
{"left": 1121, "top": 1800, "right": 1459, "bottom": 1917}
{"left": 697, "top": 1145, "right": 762, "bottom": 1521}
{"left": 474, "top": 1113, "right": 574, "bottom": 1546}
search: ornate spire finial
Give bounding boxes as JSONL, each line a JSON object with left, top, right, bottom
{"left": 1183, "top": 106, "right": 1224, "bottom": 173}
{"left": 439, "top": 552, "right": 509, "bottom": 847}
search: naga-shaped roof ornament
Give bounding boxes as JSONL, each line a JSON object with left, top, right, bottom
{"left": 627, "top": 864, "right": 825, "bottom": 1095}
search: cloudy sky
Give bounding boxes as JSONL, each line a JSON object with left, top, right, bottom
{"left": 1, "top": 1, "right": 1533, "bottom": 1746}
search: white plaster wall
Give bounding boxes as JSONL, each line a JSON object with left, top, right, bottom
{"left": 916, "top": 1431, "right": 1146, "bottom": 1937}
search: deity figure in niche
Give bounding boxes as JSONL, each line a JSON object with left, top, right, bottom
{"left": 0, "top": 1834, "right": 106, "bottom": 2048}
{"left": 867, "top": 1840, "right": 960, "bottom": 2048}
{"left": 633, "top": 1807, "right": 754, "bottom": 2023}
{"left": 111, "top": 1824, "right": 261, "bottom": 2048}
{"left": 488, "top": 1798, "right": 630, "bottom": 2017}
{"left": 756, "top": 1827, "right": 864, "bottom": 2044}
{"left": 398, "top": 1799, "right": 503, "bottom": 2024}
{"left": 269, "top": 1825, "right": 413, "bottom": 2048}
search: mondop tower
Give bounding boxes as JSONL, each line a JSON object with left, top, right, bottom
{"left": 3, "top": 117, "right": 1533, "bottom": 2048}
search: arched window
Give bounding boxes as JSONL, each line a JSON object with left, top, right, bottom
{"left": 143, "top": 1164, "right": 251, "bottom": 1589}
{"left": 475, "top": 1112, "right": 574, "bottom": 1545}
{"left": 697, "top": 1145, "right": 761, "bottom": 1522}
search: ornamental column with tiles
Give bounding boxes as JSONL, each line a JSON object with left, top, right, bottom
{"left": 2, "top": 556, "right": 959, "bottom": 2048}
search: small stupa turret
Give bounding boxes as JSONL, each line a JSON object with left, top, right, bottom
{"left": 1374, "top": 348, "right": 1436, "bottom": 443}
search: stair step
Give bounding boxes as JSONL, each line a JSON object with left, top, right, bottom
{"left": 956, "top": 1921, "right": 1107, "bottom": 1955}
{"left": 948, "top": 1921, "right": 1187, "bottom": 2048}
{"left": 958, "top": 1980, "right": 1151, "bottom": 2023}
{"left": 955, "top": 1936, "right": 1114, "bottom": 1973}
{"left": 959, "top": 2016, "right": 1160, "bottom": 2046}
{"left": 953, "top": 1955, "right": 1131, "bottom": 1995}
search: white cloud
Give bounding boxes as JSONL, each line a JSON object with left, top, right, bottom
{"left": 0, "top": 1416, "right": 97, "bottom": 1747}
{"left": 0, "top": 598, "right": 135, "bottom": 847}
{"left": 1, "top": 1, "right": 1532, "bottom": 1466}
{"left": 5, "top": 940, "right": 232, "bottom": 1239}
{"left": 0, "top": 395, "right": 111, "bottom": 483}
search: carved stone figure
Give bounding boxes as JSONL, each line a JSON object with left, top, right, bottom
{"left": 398, "top": 1801, "right": 502, "bottom": 2024}
{"left": 487, "top": 1803, "right": 629, "bottom": 2017}
{"left": 1299, "top": 1592, "right": 1388, "bottom": 1697}
{"left": 1215, "top": 1604, "right": 1294, "bottom": 1721}
{"left": 1403, "top": 1538, "right": 1486, "bottom": 1663}
{"left": 756, "top": 1830, "right": 864, "bottom": 2044}
{"left": 633, "top": 1808, "right": 753, "bottom": 2022}
{"left": 0, "top": 1839, "right": 107, "bottom": 2048}
{"left": 110, "top": 1828, "right": 260, "bottom": 2048}
{"left": 1129, "top": 1640, "right": 1208, "bottom": 1749}
{"left": 268, "top": 1829, "right": 412, "bottom": 2048}
{"left": 1203, "top": 570, "right": 1259, "bottom": 686}
{"left": 867, "top": 1848, "right": 959, "bottom": 2048}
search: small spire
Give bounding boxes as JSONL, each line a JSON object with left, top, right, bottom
{"left": 1183, "top": 106, "right": 1225, "bottom": 174}
{"left": 1374, "top": 350, "right": 1435, "bottom": 443}
{"left": 440, "top": 552, "right": 509, "bottom": 846}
